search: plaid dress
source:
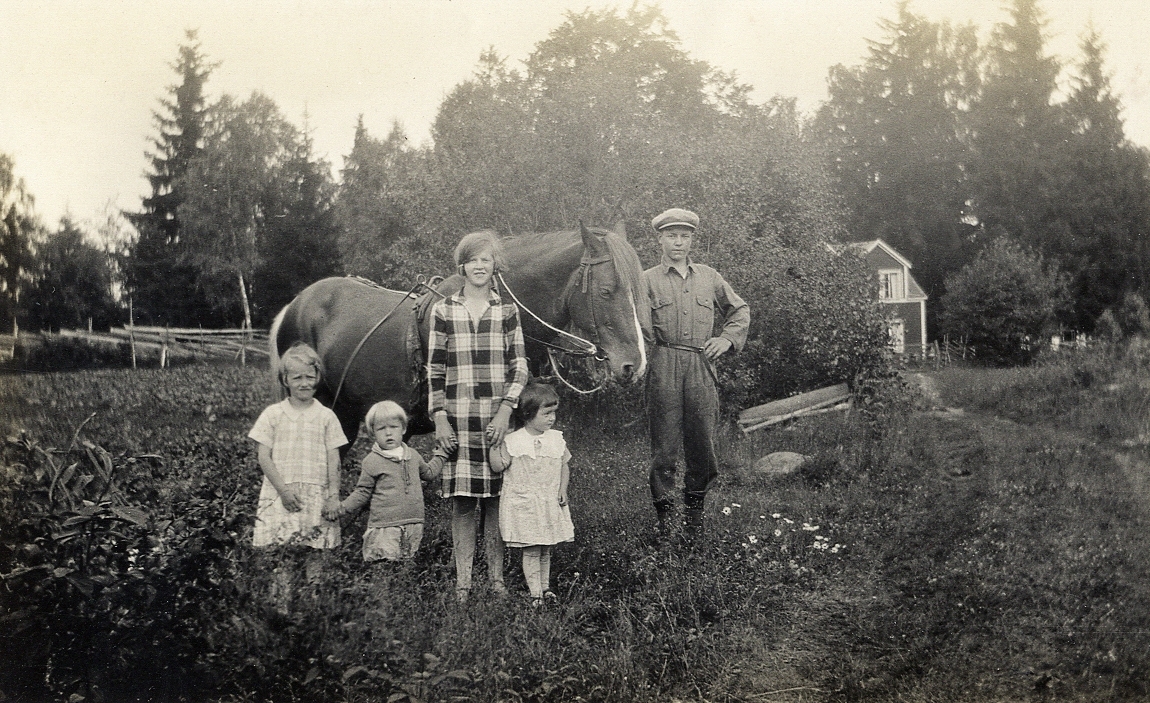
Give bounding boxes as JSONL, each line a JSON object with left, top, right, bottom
{"left": 429, "top": 286, "right": 529, "bottom": 498}
{"left": 248, "top": 399, "right": 349, "bottom": 548}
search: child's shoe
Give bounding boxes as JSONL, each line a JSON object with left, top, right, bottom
{"left": 542, "top": 589, "right": 558, "bottom": 604}
{"left": 455, "top": 587, "right": 470, "bottom": 604}
{"left": 491, "top": 581, "right": 509, "bottom": 598}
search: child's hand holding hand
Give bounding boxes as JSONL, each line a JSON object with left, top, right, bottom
{"left": 321, "top": 497, "right": 341, "bottom": 521}
{"left": 279, "top": 488, "right": 303, "bottom": 512}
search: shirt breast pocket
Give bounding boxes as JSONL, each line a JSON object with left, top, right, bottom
{"left": 651, "top": 297, "right": 674, "bottom": 333}
{"left": 694, "top": 293, "right": 715, "bottom": 337}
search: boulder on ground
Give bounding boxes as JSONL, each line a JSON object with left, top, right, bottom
{"left": 754, "top": 451, "right": 810, "bottom": 477}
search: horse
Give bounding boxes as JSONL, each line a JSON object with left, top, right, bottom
{"left": 268, "top": 222, "right": 650, "bottom": 447}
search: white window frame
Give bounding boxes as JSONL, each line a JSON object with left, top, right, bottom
{"left": 878, "top": 269, "right": 903, "bottom": 301}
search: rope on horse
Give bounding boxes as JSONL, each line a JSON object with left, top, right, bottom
{"left": 330, "top": 276, "right": 443, "bottom": 410}
{"left": 496, "top": 271, "right": 609, "bottom": 395}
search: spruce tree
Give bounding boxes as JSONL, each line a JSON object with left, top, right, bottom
{"left": 1055, "top": 27, "right": 1150, "bottom": 326}
{"left": 125, "top": 30, "right": 222, "bottom": 326}
{"left": 813, "top": 3, "right": 980, "bottom": 307}
{"left": 968, "top": 0, "right": 1065, "bottom": 248}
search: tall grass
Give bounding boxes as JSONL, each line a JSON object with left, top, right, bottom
{"left": 3, "top": 356, "right": 1150, "bottom": 701}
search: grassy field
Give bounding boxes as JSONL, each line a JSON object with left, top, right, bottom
{"left": 2, "top": 349, "right": 1150, "bottom": 702}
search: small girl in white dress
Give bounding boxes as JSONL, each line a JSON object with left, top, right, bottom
{"left": 490, "top": 380, "right": 574, "bottom": 604}
{"left": 249, "top": 342, "right": 348, "bottom": 551}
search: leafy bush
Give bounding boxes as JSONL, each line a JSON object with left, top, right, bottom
{"left": 0, "top": 426, "right": 261, "bottom": 701}
{"left": 1116, "top": 291, "right": 1150, "bottom": 336}
{"left": 940, "top": 237, "right": 1068, "bottom": 365}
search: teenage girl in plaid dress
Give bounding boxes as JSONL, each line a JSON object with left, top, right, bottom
{"left": 429, "top": 230, "right": 529, "bottom": 602}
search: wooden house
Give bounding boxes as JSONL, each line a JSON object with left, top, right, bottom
{"left": 833, "top": 239, "right": 928, "bottom": 356}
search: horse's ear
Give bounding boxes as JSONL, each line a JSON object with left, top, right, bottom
{"left": 613, "top": 220, "right": 627, "bottom": 240}
{"left": 579, "top": 220, "right": 607, "bottom": 255}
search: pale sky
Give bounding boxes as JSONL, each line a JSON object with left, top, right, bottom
{"left": 2, "top": 0, "right": 1148, "bottom": 230}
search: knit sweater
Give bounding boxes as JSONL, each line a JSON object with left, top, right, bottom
{"left": 341, "top": 444, "right": 444, "bottom": 528}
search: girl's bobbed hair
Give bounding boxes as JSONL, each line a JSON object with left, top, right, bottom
{"left": 514, "top": 378, "right": 559, "bottom": 427}
{"left": 453, "top": 230, "right": 507, "bottom": 273}
{"left": 279, "top": 341, "right": 324, "bottom": 388}
{"left": 365, "top": 400, "right": 408, "bottom": 431}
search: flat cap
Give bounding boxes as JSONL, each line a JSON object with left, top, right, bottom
{"left": 651, "top": 208, "right": 699, "bottom": 232}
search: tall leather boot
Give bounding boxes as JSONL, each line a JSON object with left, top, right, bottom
{"left": 683, "top": 492, "right": 706, "bottom": 545}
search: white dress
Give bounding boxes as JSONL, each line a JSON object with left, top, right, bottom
{"left": 498, "top": 428, "right": 575, "bottom": 547}
{"left": 248, "top": 399, "right": 348, "bottom": 549}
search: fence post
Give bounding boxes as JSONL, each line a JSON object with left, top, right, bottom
{"left": 161, "top": 325, "right": 169, "bottom": 368}
{"left": 129, "top": 297, "right": 137, "bottom": 370}
{"left": 241, "top": 320, "right": 247, "bottom": 366}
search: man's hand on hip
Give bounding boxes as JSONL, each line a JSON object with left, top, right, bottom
{"left": 702, "top": 337, "right": 732, "bottom": 361}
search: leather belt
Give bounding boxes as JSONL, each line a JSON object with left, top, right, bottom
{"left": 653, "top": 340, "right": 718, "bottom": 383}
{"left": 655, "top": 340, "right": 705, "bottom": 353}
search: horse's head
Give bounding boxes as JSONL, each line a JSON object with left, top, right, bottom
{"left": 563, "top": 222, "right": 650, "bottom": 384}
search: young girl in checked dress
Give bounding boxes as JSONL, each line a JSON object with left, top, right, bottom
{"left": 429, "top": 230, "right": 530, "bottom": 603}
{"left": 490, "top": 380, "right": 574, "bottom": 605}
{"left": 249, "top": 342, "right": 348, "bottom": 602}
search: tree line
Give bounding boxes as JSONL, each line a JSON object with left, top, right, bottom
{"left": 3, "top": 0, "right": 1148, "bottom": 371}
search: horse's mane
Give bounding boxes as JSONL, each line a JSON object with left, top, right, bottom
{"left": 600, "top": 229, "right": 651, "bottom": 331}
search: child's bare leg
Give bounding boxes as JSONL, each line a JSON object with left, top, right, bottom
{"left": 539, "top": 545, "right": 553, "bottom": 595}
{"left": 304, "top": 548, "right": 328, "bottom": 586}
{"left": 452, "top": 497, "right": 478, "bottom": 598}
{"left": 522, "top": 546, "right": 543, "bottom": 598}
{"left": 481, "top": 496, "right": 505, "bottom": 593}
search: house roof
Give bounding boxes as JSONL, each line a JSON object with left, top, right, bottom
{"left": 829, "top": 238, "right": 929, "bottom": 300}
{"left": 906, "top": 274, "right": 927, "bottom": 300}
{"left": 838, "top": 239, "right": 915, "bottom": 269}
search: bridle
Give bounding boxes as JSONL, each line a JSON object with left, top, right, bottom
{"left": 495, "top": 251, "right": 615, "bottom": 395}
{"left": 328, "top": 250, "right": 619, "bottom": 409}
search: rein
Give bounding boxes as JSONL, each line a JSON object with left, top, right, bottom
{"left": 495, "top": 252, "right": 612, "bottom": 395}
{"left": 329, "top": 275, "right": 443, "bottom": 410}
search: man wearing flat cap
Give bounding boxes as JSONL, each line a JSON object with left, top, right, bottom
{"left": 642, "top": 208, "right": 749, "bottom": 544}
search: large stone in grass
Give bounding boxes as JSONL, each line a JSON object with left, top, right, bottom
{"left": 755, "top": 452, "right": 810, "bottom": 477}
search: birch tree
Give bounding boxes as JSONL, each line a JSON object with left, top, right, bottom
{"left": 178, "top": 92, "right": 298, "bottom": 328}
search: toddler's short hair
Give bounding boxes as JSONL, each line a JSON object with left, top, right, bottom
{"left": 515, "top": 379, "right": 559, "bottom": 427}
{"left": 278, "top": 342, "right": 324, "bottom": 387}
{"left": 365, "top": 400, "right": 408, "bottom": 431}
{"left": 453, "top": 230, "right": 506, "bottom": 273}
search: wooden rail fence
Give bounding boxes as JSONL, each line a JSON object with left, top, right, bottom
{"left": 48, "top": 326, "right": 268, "bottom": 368}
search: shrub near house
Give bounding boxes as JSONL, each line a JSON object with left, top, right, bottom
{"left": 940, "top": 238, "right": 1068, "bottom": 365}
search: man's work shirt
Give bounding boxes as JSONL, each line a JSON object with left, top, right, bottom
{"left": 643, "top": 257, "right": 750, "bottom": 352}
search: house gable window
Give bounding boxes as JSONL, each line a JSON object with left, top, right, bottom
{"left": 879, "top": 270, "right": 902, "bottom": 300}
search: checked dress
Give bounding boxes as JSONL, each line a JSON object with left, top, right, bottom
{"left": 428, "top": 286, "right": 529, "bottom": 498}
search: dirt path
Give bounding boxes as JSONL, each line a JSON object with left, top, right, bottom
{"left": 914, "top": 371, "right": 1150, "bottom": 512}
